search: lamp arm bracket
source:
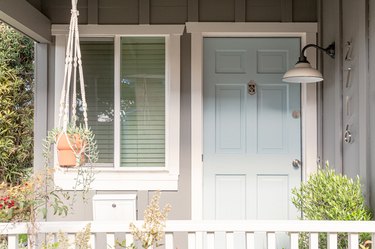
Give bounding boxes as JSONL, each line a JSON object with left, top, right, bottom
{"left": 300, "top": 42, "right": 335, "bottom": 60}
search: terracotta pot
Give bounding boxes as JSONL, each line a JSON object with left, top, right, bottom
{"left": 57, "top": 133, "right": 85, "bottom": 167}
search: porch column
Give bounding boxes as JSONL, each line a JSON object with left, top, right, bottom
{"left": 33, "top": 43, "right": 49, "bottom": 172}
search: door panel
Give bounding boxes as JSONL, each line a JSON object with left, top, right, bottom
{"left": 215, "top": 85, "right": 246, "bottom": 153}
{"left": 215, "top": 174, "right": 246, "bottom": 219}
{"left": 203, "top": 38, "right": 301, "bottom": 224}
{"left": 257, "top": 85, "right": 288, "bottom": 153}
{"left": 256, "top": 174, "right": 289, "bottom": 219}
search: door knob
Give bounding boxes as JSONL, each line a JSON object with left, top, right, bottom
{"left": 292, "top": 159, "right": 301, "bottom": 169}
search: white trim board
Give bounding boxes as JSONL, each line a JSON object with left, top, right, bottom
{"left": 186, "top": 22, "right": 319, "bottom": 220}
{"left": 52, "top": 24, "right": 185, "bottom": 36}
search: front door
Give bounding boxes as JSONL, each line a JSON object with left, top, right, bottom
{"left": 203, "top": 37, "right": 301, "bottom": 223}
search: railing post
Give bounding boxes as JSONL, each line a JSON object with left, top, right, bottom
{"left": 290, "top": 233, "right": 299, "bottom": 249}
{"left": 196, "top": 232, "right": 203, "bottom": 249}
{"left": 246, "top": 232, "right": 255, "bottom": 249}
{"left": 67, "top": 234, "right": 75, "bottom": 249}
{"left": 188, "top": 232, "right": 196, "bottom": 249}
{"left": 90, "top": 234, "right": 96, "bottom": 248}
{"left": 309, "top": 233, "right": 319, "bottom": 249}
{"left": 207, "top": 232, "right": 215, "bottom": 249}
{"left": 7, "top": 235, "right": 18, "bottom": 249}
{"left": 348, "top": 233, "right": 359, "bottom": 249}
{"left": 125, "top": 233, "right": 134, "bottom": 247}
{"left": 106, "top": 233, "right": 115, "bottom": 249}
{"left": 165, "top": 233, "right": 174, "bottom": 249}
{"left": 267, "top": 232, "right": 276, "bottom": 249}
{"left": 327, "top": 233, "right": 337, "bottom": 249}
{"left": 226, "top": 232, "right": 234, "bottom": 249}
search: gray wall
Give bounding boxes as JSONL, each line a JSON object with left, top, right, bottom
{"left": 28, "top": 0, "right": 317, "bottom": 24}
{"left": 320, "top": 0, "right": 374, "bottom": 206}
{"left": 33, "top": 0, "right": 318, "bottom": 222}
{"left": 26, "top": 0, "right": 375, "bottom": 217}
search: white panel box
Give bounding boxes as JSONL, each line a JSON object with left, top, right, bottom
{"left": 93, "top": 194, "right": 137, "bottom": 221}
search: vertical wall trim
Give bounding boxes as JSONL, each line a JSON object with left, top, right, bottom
{"left": 235, "top": 0, "right": 246, "bottom": 22}
{"left": 357, "top": 0, "right": 370, "bottom": 199}
{"left": 303, "top": 32, "right": 319, "bottom": 179}
{"left": 336, "top": 0, "right": 343, "bottom": 174}
{"left": 53, "top": 35, "right": 65, "bottom": 131}
{"left": 139, "top": 0, "right": 150, "bottom": 24}
{"left": 34, "top": 43, "right": 48, "bottom": 172}
{"left": 369, "top": 0, "right": 375, "bottom": 209}
{"left": 334, "top": 0, "right": 344, "bottom": 173}
{"left": 114, "top": 36, "right": 121, "bottom": 168}
{"left": 282, "top": 0, "right": 293, "bottom": 22}
{"left": 188, "top": 0, "right": 199, "bottom": 22}
{"left": 167, "top": 34, "right": 182, "bottom": 175}
{"left": 87, "top": 0, "right": 98, "bottom": 24}
{"left": 190, "top": 31, "right": 203, "bottom": 220}
{"left": 317, "top": 0, "right": 323, "bottom": 166}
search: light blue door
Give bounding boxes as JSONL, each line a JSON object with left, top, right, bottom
{"left": 203, "top": 37, "right": 301, "bottom": 220}
{"left": 203, "top": 37, "right": 301, "bottom": 248}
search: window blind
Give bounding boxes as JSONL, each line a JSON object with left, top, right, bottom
{"left": 79, "top": 40, "right": 114, "bottom": 164}
{"left": 120, "top": 37, "right": 166, "bottom": 167}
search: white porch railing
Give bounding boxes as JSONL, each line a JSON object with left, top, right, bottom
{"left": 1, "top": 220, "right": 375, "bottom": 249}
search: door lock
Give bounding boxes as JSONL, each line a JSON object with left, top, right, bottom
{"left": 292, "top": 159, "right": 301, "bottom": 169}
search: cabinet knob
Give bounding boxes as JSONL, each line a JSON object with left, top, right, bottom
{"left": 112, "top": 203, "right": 116, "bottom": 208}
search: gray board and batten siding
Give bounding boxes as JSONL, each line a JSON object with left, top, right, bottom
{"left": 4, "top": 0, "right": 375, "bottom": 227}
{"left": 30, "top": 0, "right": 318, "bottom": 224}
{"left": 320, "top": 0, "right": 375, "bottom": 210}
{"left": 4, "top": 1, "right": 375, "bottom": 247}
{"left": 23, "top": 0, "right": 319, "bottom": 223}
{"left": 27, "top": 0, "right": 317, "bottom": 24}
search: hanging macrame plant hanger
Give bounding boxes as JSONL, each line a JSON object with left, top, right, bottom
{"left": 56, "top": 0, "right": 89, "bottom": 167}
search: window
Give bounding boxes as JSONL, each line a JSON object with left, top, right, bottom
{"left": 120, "top": 37, "right": 166, "bottom": 167}
{"left": 53, "top": 25, "right": 183, "bottom": 190}
{"left": 79, "top": 37, "right": 166, "bottom": 168}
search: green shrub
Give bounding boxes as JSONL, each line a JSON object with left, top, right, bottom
{"left": 0, "top": 23, "right": 34, "bottom": 76}
{"left": 292, "top": 164, "right": 372, "bottom": 248}
{"left": 0, "top": 23, "right": 34, "bottom": 184}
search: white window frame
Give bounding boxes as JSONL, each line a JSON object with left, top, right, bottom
{"left": 52, "top": 25, "right": 184, "bottom": 190}
{"left": 186, "top": 22, "right": 319, "bottom": 220}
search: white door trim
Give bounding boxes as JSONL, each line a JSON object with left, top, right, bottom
{"left": 186, "top": 22, "right": 319, "bottom": 220}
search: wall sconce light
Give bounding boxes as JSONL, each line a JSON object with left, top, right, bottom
{"left": 282, "top": 42, "right": 335, "bottom": 83}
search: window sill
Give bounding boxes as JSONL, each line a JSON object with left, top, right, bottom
{"left": 54, "top": 167, "right": 179, "bottom": 191}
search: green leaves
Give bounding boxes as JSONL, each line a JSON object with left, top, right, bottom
{"left": 0, "top": 22, "right": 34, "bottom": 185}
{"left": 292, "top": 163, "right": 372, "bottom": 248}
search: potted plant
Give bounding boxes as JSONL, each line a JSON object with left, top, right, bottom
{"left": 43, "top": 123, "right": 98, "bottom": 199}
{"left": 49, "top": 0, "right": 98, "bottom": 169}
{"left": 56, "top": 130, "right": 85, "bottom": 167}
{"left": 46, "top": 123, "right": 98, "bottom": 168}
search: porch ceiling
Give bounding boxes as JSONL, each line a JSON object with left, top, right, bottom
{"left": 0, "top": 0, "right": 51, "bottom": 43}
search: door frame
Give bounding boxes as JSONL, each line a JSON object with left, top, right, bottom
{"left": 186, "top": 22, "right": 319, "bottom": 220}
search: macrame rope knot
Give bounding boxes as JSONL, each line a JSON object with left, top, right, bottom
{"left": 71, "top": 9, "right": 79, "bottom": 16}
